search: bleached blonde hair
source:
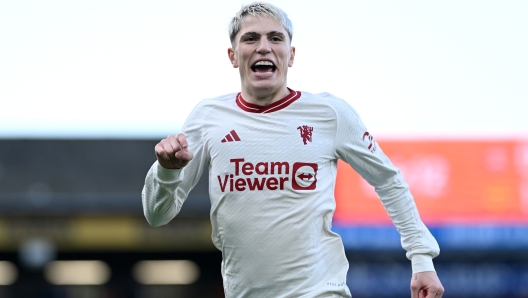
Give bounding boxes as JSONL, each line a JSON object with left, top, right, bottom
{"left": 228, "top": 2, "right": 293, "bottom": 46}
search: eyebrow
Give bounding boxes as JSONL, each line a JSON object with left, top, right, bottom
{"left": 239, "top": 31, "right": 286, "bottom": 40}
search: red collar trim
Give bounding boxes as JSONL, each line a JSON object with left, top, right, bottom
{"left": 236, "top": 89, "right": 301, "bottom": 113}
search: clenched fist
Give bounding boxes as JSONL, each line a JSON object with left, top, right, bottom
{"left": 411, "top": 271, "right": 444, "bottom": 298}
{"left": 155, "top": 133, "right": 194, "bottom": 169}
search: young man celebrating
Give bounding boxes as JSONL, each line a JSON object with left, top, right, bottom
{"left": 142, "top": 2, "right": 444, "bottom": 297}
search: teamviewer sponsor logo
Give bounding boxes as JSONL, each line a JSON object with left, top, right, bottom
{"left": 292, "top": 162, "right": 318, "bottom": 190}
{"left": 217, "top": 159, "right": 318, "bottom": 192}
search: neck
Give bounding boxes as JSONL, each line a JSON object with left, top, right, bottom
{"left": 241, "top": 87, "right": 290, "bottom": 106}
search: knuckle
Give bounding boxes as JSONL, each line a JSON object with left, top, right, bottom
{"left": 177, "top": 133, "right": 187, "bottom": 141}
{"left": 154, "top": 144, "right": 164, "bottom": 153}
{"left": 158, "top": 139, "right": 168, "bottom": 147}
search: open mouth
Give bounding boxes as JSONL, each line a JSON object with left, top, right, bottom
{"left": 251, "top": 61, "right": 276, "bottom": 74}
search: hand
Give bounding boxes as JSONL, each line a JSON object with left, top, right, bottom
{"left": 155, "top": 133, "right": 194, "bottom": 169}
{"left": 411, "top": 271, "right": 444, "bottom": 298}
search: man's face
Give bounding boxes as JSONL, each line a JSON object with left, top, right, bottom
{"left": 228, "top": 16, "right": 295, "bottom": 97}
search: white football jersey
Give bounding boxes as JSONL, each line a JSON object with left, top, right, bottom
{"left": 142, "top": 90, "right": 439, "bottom": 298}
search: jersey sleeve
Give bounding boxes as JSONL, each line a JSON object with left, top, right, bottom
{"left": 141, "top": 101, "right": 211, "bottom": 227}
{"left": 328, "top": 95, "right": 440, "bottom": 274}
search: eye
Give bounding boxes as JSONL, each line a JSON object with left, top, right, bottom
{"left": 270, "top": 36, "right": 283, "bottom": 42}
{"left": 243, "top": 36, "right": 257, "bottom": 42}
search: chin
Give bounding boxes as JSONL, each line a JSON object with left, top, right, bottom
{"left": 251, "top": 80, "right": 282, "bottom": 91}
{"left": 253, "top": 84, "right": 276, "bottom": 91}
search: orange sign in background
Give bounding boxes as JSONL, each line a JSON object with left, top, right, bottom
{"left": 334, "top": 139, "right": 528, "bottom": 225}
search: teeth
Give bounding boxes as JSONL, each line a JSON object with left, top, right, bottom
{"left": 254, "top": 61, "right": 274, "bottom": 66}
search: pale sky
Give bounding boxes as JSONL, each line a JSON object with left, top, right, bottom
{"left": 1, "top": 0, "right": 527, "bottom": 138}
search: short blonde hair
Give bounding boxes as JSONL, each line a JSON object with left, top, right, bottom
{"left": 228, "top": 2, "right": 293, "bottom": 46}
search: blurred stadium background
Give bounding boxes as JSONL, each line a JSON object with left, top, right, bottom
{"left": 2, "top": 0, "right": 528, "bottom": 297}
{"left": 1, "top": 138, "right": 528, "bottom": 297}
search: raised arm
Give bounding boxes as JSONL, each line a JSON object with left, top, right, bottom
{"left": 142, "top": 102, "right": 210, "bottom": 227}
{"left": 142, "top": 133, "right": 195, "bottom": 227}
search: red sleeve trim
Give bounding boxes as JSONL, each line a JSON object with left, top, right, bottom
{"left": 236, "top": 89, "right": 301, "bottom": 113}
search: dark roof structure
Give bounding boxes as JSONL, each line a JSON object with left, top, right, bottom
{"left": 0, "top": 139, "right": 210, "bottom": 216}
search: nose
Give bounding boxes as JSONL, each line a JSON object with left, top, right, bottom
{"left": 256, "top": 37, "right": 271, "bottom": 54}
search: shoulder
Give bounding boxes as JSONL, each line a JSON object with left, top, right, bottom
{"left": 181, "top": 93, "right": 238, "bottom": 132}
{"left": 298, "top": 91, "right": 361, "bottom": 118}
{"left": 195, "top": 92, "right": 239, "bottom": 109}
{"left": 186, "top": 92, "right": 238, "bottom": 118}
{"left": 299, "top": 91, "right": 352, "bottom": 106}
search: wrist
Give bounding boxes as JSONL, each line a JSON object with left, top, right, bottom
{"left": 411, "top": 254, "right": 436, "bottom": 274}
{"left": 155, "top": 161, "right": 183, "bottom": 182}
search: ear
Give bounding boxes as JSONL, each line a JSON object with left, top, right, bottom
{"left": 228, "top": 48, "right": 238, "bottom": 68}
{"left": 288, "top": 46, "right": 295, "bottom": 67}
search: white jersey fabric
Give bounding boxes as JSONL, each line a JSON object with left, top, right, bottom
{"left": 142, "top": 89, "right": 440, "bottom": 298}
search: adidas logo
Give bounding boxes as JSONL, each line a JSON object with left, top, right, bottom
{"left": 221, "top": 130, "right": 241, "bottom": 143}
